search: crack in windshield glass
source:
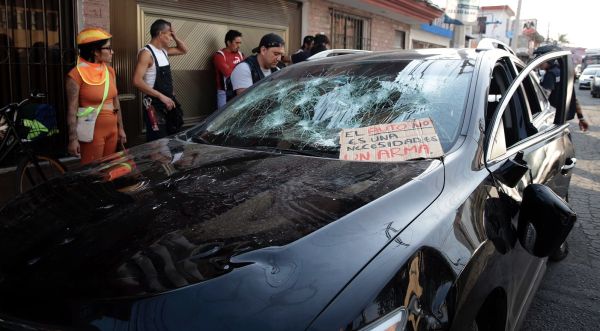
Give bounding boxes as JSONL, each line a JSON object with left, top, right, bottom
{"left": 195, "top": 58, "right": 473, "bottom": 158}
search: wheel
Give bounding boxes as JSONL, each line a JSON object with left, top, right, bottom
{"left": 16, "top": 154, "right": 67, "bottom": 194}
{"left": 549, "top": 241, "right": 569, "bottom": 262}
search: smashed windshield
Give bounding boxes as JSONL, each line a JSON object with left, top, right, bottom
{"left": 194, "top": 58, "right": 473, "bottom": 158}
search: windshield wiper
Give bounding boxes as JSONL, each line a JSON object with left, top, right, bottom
{"left": 249, "top": 146, "right": 336, "bottom": 158}
{"left": 191, "top": 136, "right": 211, "bottom": 144}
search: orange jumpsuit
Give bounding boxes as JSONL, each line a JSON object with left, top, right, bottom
{"left": 68, "top": 60, "right": 119, "bottom": 164}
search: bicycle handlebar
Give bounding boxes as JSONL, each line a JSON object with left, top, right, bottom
{"left": 0, "top": 98, "right": 30, "bottom": 114}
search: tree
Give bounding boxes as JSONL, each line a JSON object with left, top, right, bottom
{"left": 558, "top": 34, "right": 569, "bottom": 45}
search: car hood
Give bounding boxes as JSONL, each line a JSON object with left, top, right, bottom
{"left": 0, "top": 138, "right": 444, "bottom": 329}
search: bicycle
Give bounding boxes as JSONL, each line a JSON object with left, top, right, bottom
{"left": 0, "top": 93, "right": 67, "bottom": 194}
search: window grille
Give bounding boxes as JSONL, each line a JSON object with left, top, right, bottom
{"left": 330, "top": 9, "right": 371, "bottom": 50}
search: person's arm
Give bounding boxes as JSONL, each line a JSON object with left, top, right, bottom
{"left": 114, "top": 95, "right": 126, "bottom": 144}
{"left": 132, "top": 50, "right": 175, "bottom": 110}
{"left": 575, "top": 97, "right": 589, "bottom": 132}
{"left": 167, "top": 30, "right": 188, "bottom": 56}
{"left": 65, "top": 77, "right": 80, "bottom": 156}
{"left": 230, "top": 63, "right": 252, "bottom": 96}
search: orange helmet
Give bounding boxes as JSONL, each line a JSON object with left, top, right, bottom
{"left": 76, "top": 27, "right": 112, "bottom": 45}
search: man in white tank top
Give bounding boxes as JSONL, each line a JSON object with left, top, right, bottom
{"left": 133, "top": 19, "right": 188, "bottom": 141}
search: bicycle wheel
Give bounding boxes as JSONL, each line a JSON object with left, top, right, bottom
{"left": 16, "top": 154, "right": 67, "bottom": 194}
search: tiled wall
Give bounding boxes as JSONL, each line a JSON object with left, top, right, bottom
{"left": 82, "top": 0, "right": 110, "bottom": 31}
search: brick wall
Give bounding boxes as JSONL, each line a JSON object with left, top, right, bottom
{"left": 307, "top": 0, "right": 410, "bottom": 51}
{"left": 82, "top": 0, "right": 110, "bottom": 31}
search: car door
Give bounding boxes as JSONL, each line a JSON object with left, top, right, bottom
{"left": 483, "top": 51, "right": 575, "bottom": 327}
{"left": 485, "top": 51, "right": 575, "bottom": 197}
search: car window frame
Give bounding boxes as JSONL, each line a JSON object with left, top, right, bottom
{"left": 484, "top": 51, "right": 573, "bottom": 163}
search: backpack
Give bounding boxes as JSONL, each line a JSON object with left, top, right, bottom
{"left": 16, "top": 103, "right": 59, "bottom": 141}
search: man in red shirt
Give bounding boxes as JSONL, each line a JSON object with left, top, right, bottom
{"left": 213, "top": 30, "right": 244, "bottom": 108}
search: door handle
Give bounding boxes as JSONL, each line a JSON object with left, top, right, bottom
{"left": 561, "top": 157, "right": 576, "bottom": 175}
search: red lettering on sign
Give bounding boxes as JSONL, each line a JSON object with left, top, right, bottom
{"left": 403, "top": 145, "right": 418, "bottom": 155}
{"left": 390, "top": 148, "right": 403, "bottom": 157}
{"left": 376, "top": 149, "right": 390, "bottom": 160}
{"left": 356, "top": 151, "right": 371, "bottom": 161}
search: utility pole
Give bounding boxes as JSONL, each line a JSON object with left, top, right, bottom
{"left": 452, "top": 24, "right": 465, "bottom": 48}
{"left": 511, "top": 0, "right": 522, "bottom": 49}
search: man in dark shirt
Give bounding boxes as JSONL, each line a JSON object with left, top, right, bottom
{"left": 310, "top": 33, "right": 329, "bottom": 56}
{"left": 291, "top": 35, "right": 314, "bottom": 64}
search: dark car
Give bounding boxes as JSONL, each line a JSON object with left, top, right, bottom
{"left": 0, "top": 42, "right": 577, "bottom": 331}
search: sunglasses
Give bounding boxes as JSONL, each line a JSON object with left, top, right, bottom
{"left": 263, "top": 42, "right": 283, "bottom": 48}
{"left": 100, "top": 46, "right": 113, "bottom": 51}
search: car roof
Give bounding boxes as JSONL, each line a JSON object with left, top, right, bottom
{"left": 302, "top": 48, "right": 479, "bottom": 64}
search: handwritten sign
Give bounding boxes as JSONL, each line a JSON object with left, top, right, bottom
{"left": 339, "top": 118, "right": 444, "bottom": 162}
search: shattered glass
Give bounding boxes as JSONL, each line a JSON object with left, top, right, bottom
{"left": 194, "top": 58, "right": 473, "bottom": 157}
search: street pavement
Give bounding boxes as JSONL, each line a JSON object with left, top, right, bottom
{"left": 522, "top": 88, "right": 600, "bottom": 330}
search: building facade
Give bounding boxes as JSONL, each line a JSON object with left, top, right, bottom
{"left": 473, "top": 5, "right": 515, "bottom": 46}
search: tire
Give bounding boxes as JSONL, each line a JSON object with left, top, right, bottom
{"left": 15, "top": 154, "right": 67, "bottom": 194}
{"left": 549, "top": 241, "right": 569, "bottom": 262}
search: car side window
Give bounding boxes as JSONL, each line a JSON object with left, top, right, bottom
{"left": 488, "top": 59, "right": 538, "bottom": 159}
{"left": 527, "top": 71, "right": 556, "bottom": 131}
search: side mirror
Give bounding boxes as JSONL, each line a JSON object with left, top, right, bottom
{"left": 517, "top": 184, "right": 576, "bottom": 257}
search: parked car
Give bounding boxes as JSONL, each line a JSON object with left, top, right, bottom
{"left": 0, "top": 43, "right": 577, "bottom": 331}
{"left": 575, "top": 64, "right": 582, "bottom": 80}
{"left": 578, "top": 66, "right": 600, "bottom": 89}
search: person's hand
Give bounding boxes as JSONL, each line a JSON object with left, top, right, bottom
{"left": 118, "top": 129, "right": 127, "bottom": 144}
{"left": 579, "top": 118, "right": 589, "bottom": 132}
{"left": 68, "top": 139, "right": 80, "bottom": 157}
{"left": 159, "top": 94, "right": 175, "bottom": 110}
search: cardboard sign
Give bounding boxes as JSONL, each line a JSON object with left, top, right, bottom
{"left": 339, "top": 118, "right": 444, "bottom": 162}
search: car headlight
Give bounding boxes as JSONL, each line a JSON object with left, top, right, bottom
{"left": 359, "top": 307, "right": 408, "bottom": 331}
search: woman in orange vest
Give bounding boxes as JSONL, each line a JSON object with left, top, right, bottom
{"left": 66, "top": 27, "right": 126, "bottom": 164}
